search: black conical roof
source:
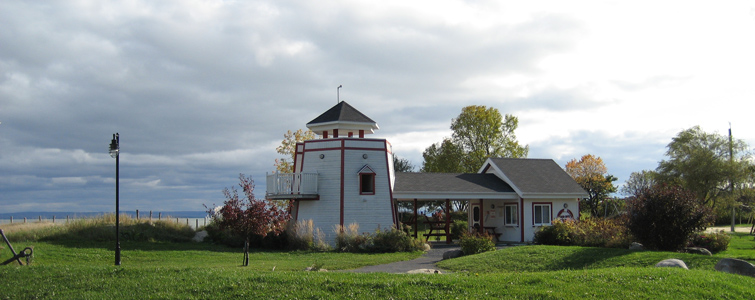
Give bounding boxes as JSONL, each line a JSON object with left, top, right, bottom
{"left": 307, "top": 101, "right": 376, "bottom": 125}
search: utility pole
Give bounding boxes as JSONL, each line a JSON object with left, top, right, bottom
{"left": 730, "top": 123, "right": 735, "bottom": 233}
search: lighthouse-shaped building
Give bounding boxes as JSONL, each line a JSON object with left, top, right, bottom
{"left": 266, "top": 101, "right": 397, "bottom": 242}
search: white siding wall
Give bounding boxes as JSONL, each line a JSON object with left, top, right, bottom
{"left": 342, "top": 147, "right": 394, "bottom": 234}
{"left": 297, "top": 146, "right": 342, "bottom": 242}
{"left": 294, "top": 138, "right": 395, "bottom": 244}
{"left": 469, "top": 198, "right": 580, "bottom": 242}
{"left": 522, "top": 198, "right": 580, "bottom": 242}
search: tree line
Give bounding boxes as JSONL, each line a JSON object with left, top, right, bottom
{"left": 271, "top": 106, "right": 754, "bottom": 223}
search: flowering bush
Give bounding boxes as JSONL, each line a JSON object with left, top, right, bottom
{"left": 689, "top": 231, "right": 730, "bottom": 253}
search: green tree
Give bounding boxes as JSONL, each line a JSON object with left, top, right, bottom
{"left": 393, "top": 156, "right": 416, "bottom": 173}
{"left": 422, "top": 106, "right": 528, "bottom": 173}
{"left": 620, "top": 170, "right": 658, "bottom": 197}
{"left": 656, "top": 126, "right": 752, "bottom": 209}
{"left": 421, "top": 138, "right": 465, "bottom": 172}
{"left": 565, "top": 154, "right": 617, "bottom": 217}
{"left": 451, "top": 105, "right": 528, "bottom": 170}
{"left": 274, "top": 129, "right": 316, "bottom": 173}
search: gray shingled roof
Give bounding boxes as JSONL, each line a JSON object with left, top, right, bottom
{"left": 394, "top": 173, "right": 515, "bottom": 194}
{"left": 307, "top": 101, "right": 376, "bottom": 125}
{"left": 485, "top": 158, "right": 587, "bottom": 195}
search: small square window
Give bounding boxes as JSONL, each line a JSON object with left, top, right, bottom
{"left": 360, "top": 173, "right": 375, "bottom": 194}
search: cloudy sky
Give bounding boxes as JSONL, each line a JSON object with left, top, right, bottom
{"left": 2, "top": 1, "right": 754, "bottom": 213}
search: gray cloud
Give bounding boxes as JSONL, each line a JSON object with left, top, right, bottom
{"left": 4, "top": 1, "right": 735, "bottom": 213}
{"left": 529, "top": 130, "right": 669, "bottom": 189}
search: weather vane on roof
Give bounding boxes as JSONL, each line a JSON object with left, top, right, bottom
{"left": 337, "top": 85, "right": 342, "bottom": 103}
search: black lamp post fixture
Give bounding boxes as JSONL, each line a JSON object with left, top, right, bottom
{"left": 109, "top": 133, "right": 121, "bottom": 266}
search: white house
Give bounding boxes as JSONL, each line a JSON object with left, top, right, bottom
{"left": 393, "top": 158, "right": 588, "bottom": 243}
{"left": 266, "top": 102, "right": 587, "bottom": 243}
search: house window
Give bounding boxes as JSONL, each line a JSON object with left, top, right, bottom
{"left": 358, "top": 165, "right": 376, "bottom": 195}
{"left": 533, "top": 203, "right": 552, "bottom": 226}
{"left": 360, "top": 173, "right": 375, "bottom": 194}
{"left": 504, "top": 204, "right": 518, "bottom": 226}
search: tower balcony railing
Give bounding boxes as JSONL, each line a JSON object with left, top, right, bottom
{"left": 265, "top": 172, "right": 319, "bottom": 200}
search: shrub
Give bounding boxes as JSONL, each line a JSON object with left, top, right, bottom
{"left": 533, "top": 219, "right": 575, "bottom": 246}
{"left": 571, "top": 217, "right": 632, "bottom": 248}
{"left": 689, "top": 231, "right": 730, "bottom": 253}
{"left": 287, "top": 219, "right": 330, "bottom": 251}
{"left": 205, "top": 218, "right": 290, "bottom": 250}
{"left": 626, "top": 185, "right": 713, "bottom": 251}
{"left": 334, "top": 223, "right": 425, "bottom": 253}
{"left": 204, "top": 220, "right": 245, "bottom": 247}
{"left": 459, "top": 232, "right": 495, "bottom": 255}
{"left": 371, "top": 227, "right": 424, "bottom": 253}
{"left": 449, "top": 220, "right": 468, "bottom": 240}
{"left": 534, "top": 218, "right": 632, "bottom": 248}
{"left": 334, "top": 223, "right": 370, "bottom": 252}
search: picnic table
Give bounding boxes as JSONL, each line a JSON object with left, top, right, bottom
{"left": 422, "top": 217, "right": 449, "bottom": 242}
{"left": 483, "top": 226, "right": 502, "bottom": 242}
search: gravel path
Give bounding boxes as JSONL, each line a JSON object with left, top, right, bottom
{"left": 346, "top": 244, "right": 460, "bottom": 274}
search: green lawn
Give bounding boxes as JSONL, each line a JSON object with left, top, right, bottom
{"left": 2, "top": 231, "right": 755, "bottom": 299}
{"left": 1, "top": 240, "right": 422, "bottom": 271}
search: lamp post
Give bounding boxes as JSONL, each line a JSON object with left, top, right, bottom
{"left": 109, "top": 133, "right": 121, "bottom": 266}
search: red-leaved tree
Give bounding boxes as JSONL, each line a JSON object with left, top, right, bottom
{"left": 215, "top": 174, "right": 290, "bottom": 266}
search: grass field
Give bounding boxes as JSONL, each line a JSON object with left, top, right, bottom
{"left": 2, "top": 221, "right": 755, "bottom": 299}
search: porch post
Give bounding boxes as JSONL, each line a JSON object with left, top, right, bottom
{"left": 445, "top": 199, "right": 451, "bottom": 244}
{"left": 413, "top": 199, "right": 418, "bottom": 239}
{"left": 479, "top": 199, "right": 484, "bottom": 233}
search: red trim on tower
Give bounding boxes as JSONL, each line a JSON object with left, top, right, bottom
{"left": 323, "top": 131, "right": 328, "bottom": 138}
{"left": 292, "top": 142, "right": 304, "bottom": 173}
{"left": 359, "top": 130, "right": 364, "bottom": 138}
{"left": 339, "top": 139, "right": 345, "bottom": 227}
{"left": 348, "top": 132, "right": 353, "bottom": 137}
{"left": 383, "top": 140, "right": 397, "bottom": 227}
{"left": 333, "top": 129, "right": 339, "bottom": 138}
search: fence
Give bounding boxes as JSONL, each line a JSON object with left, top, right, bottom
{"left": 0, "top": 210, "right": 209, "bottom": 229}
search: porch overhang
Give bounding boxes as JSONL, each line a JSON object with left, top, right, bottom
{"left": 393, "top": 192, "right": 519, "bottom": 201}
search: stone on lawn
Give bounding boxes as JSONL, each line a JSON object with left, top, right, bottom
{"left": 442, "top": 249, "right": 464, "bottom": 260}
{"left": 407, "top": 269, "right": 441, "bottom": 274}
{"left": 684, "top": 247, "right": 712, "bottom": 256}
{"left": 655, "top": 259, "right": 688, "bottom": 269}
{"left": 629, "top": 242, "right": 644, "bottom": 250}
{"left": 714, "top": 258, "right": 755, "bottom": 277}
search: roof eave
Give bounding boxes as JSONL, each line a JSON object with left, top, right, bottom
{"left": 393, "top": 191, "right": 519, "bottom": 200}
{"left": 517, "top": 192, "right": 589, "bottom": 199}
